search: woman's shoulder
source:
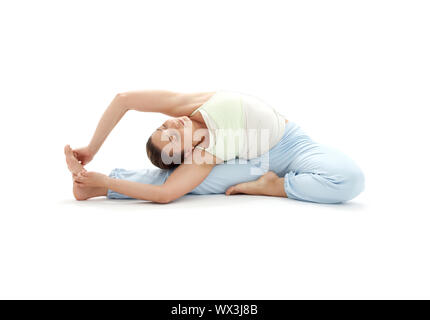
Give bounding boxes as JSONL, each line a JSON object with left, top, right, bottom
{"left": 185, "top": 91, "right": 218, "bottom": 116}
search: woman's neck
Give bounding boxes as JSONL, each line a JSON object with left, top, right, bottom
{"left": 190, "top": 118, "right": 208, "bottom": 148}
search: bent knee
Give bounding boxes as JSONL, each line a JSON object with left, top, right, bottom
{"left": 331, "top": 164, "right": 365, "bottom": 203}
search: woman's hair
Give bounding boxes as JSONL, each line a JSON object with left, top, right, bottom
{"left": 146, "top": 136, "right": 185, "bottom": 170}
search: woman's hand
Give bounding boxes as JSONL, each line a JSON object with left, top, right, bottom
{"left": 72, "top": 146, "right": 94, "bottom": 165}
{"left": 74, "top": 171, "right": 109, "bottom": 188}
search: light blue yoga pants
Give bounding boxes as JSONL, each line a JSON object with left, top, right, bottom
{"left": 107, "top": 121, "right": 365, "bottom": 203}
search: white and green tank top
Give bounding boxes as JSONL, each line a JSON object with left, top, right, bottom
{"left": 190, "top": 90, "right": 286, "bottom": 161}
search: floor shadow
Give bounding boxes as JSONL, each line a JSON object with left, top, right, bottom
{"left": 283, "top": 198, "right": 367, "bottom": 212}
{"left": 57, "top": 194, "right": 265, "bottom": 211}
{"left": 58, "top": 195, "right": 366, "bottom": 213}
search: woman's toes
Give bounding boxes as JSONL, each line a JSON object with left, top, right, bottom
{"left": 226, "top": 184, "right": 242, "bottom": 195}
{"left": 226, "top": 186, "right": 235, "bottom": 195}
{"left": 64, "top": 144, "right": 73, "bottom": 155}
{"left": 65, "top": 145, "right": 85, "bottom": 175}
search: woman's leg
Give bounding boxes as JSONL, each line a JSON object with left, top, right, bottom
{"left": 106, "top": 159, "right": 267, "bottom": 199}
{"left": 66, "top": 146, "right": 275, "bottom": 200}
{"left": 66, "top": 141, "right": 364, "bottom": 203}
{"left": 282, "top": 145, "right": 365, "bottom": 203}
{"left": 226, "top": 145, "right": 365, "bottom": 203}
{"left": 66, "top": 147, "right": 268, "bottom": 201}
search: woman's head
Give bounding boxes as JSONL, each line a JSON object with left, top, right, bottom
{"left": 146, "top": 116, "right": 194, "bottom": 169}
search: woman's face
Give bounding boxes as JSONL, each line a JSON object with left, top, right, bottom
{"left": 150, "top": 116, "right": 193, "bottom": 154}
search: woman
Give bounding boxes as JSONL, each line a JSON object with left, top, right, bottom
{"left": 66, "top": 90, "right": 364, "bottom": 203}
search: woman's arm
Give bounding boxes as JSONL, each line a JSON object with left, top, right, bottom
{"left": 84, "top": 94, "right": 128, "bottom": 158}
{"left": 74, "top": 90, "right": 213, "bottom": 163}
{"left": 121, "top": 90, "right": 215, "bottom": 117}
{"left": 74, "top": 152, "right": 217, "bottom": 203}
{"left": 107, "top": 162, "right": 215, "bottom": 203}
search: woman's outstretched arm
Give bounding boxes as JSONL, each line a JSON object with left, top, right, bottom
{"left": 121, "top": 90, "right": 215, "bottom": 117}
{"left": 83, "top": 94, "right": 128, "bottom": 160}
{"left": 74, "top": 149, "right": 218, "bottom": 203}
{"left": 74, "top": 161, "right": 216, "bottom": 203}
{"left": 109, "top": 161, "right": 215, "bottom": 203}
{"left": 73, "top": 90, "right": 213, "bottom": 164}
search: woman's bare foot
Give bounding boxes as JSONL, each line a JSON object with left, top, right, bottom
{"left": 73, "top": 180, "right": 107, "bottom": 201}
{"left": 64, "top": 145, "right": 86, "bottom": 175}
{"left": 65, "top": 145, "right": 106, "bottom": 200}
{"left": 225, "top": 171, "right": 287, "bottom": 198}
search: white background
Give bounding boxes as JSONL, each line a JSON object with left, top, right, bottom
{"left": 0, "top": 0, "right": 429, "bottom": 299}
